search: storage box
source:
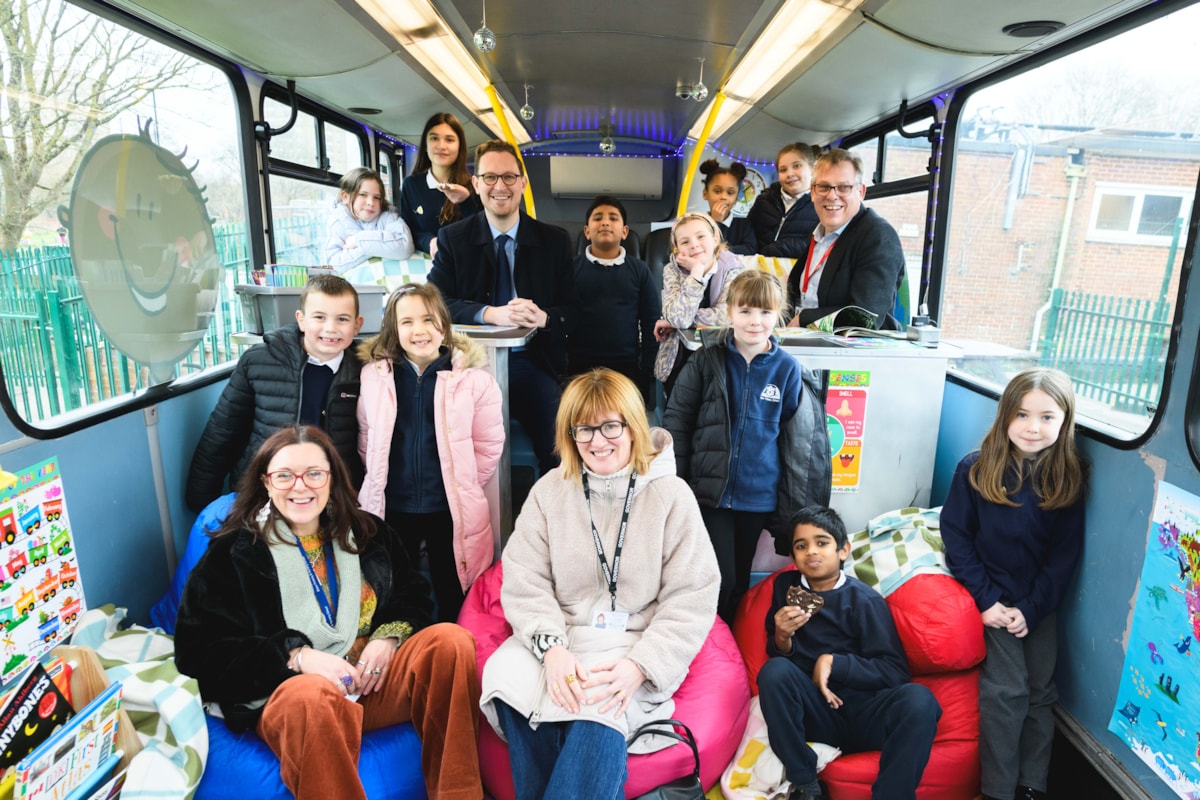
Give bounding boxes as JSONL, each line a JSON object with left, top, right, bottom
{"left": 235, "top": 284, "right": 386, "bottom": 335}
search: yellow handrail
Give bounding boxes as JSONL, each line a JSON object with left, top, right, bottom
{"left": 676, "top": 92, "right": 727, "bottom": 217}
{"left": 483, "top": 84, "right": 537, "bottom": 219}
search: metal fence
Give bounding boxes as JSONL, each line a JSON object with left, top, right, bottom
{"left": 0, "top": 216, "right": 313, "bottom": 423}
{"left": 1040, "top": 287, "right": 1170, "bottom": 415}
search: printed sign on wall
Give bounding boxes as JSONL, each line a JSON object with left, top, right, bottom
{"left": 1107, "top": 481, "right": 1199, "bottom": 799}
{"left": 0, "top": 458, "right": 86, "bottom": 687}
{"left": 826, "top": 370, "right": 869, "bottom": 493}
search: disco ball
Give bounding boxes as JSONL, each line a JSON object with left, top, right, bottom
{"left": 519, "top": 103, "right": 535, "bottom": 121}
{"left": 599, "top": 136, "right": 616, "bottom": 154}
{"left": 473, "top": 25, "right": 496, "bottom": 52}
{"left": 692, "top": 81, "right": 709, "bottom": 102}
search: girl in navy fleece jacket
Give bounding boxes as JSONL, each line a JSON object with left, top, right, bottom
{"left": 665, "top": 270, "right": 830, "bottom": 622}
{"left": 940, "top": 368, "right": 1088, "bottom": 800}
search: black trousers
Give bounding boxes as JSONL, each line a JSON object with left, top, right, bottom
{"left": 385, "top": 509, "right": 462, "bottom": 623}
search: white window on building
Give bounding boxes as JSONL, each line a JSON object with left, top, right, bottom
{"left": 1088, "top": 185, "right": 1191, "bottom": 245}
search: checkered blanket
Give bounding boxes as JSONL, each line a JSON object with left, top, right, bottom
{"left": 72, "top": 605, "right": 207, "bottom": 800}
{"left": 842, "top": 507, "right": 948, "bottom": 597}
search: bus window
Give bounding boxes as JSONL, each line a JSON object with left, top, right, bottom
{"left": 378, "top": 147, "right": 402, "bottom": 206}
{"left": 260, "top": 95, "right": 367, "bottom": 268}
{"left": 856, "top": 188, "right": 927, "bottom": 325}
{"left": 943, "top": 4, "right": 1200, "bottom": 439}
{"left": 268, "top": 175, "right": 337, "bottom": 267}
{"left": 263, "top": 99, "right": 320, "bottom": 169}
{"left": 0, "top": 0, "right": 247, "bottom": 429}
{"left": 325, "top": 122, "right": 365, "bottom": 176}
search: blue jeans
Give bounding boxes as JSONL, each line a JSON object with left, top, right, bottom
{"left": 494, "top": 700, "right": 627, "bottom": 800}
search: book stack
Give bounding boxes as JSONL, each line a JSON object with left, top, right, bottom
{"left": 0, "top": 663, "right": 124, "bottom": 800}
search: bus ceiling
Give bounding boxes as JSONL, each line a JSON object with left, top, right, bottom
{"left": 107, "top": 0, "right": 1160, "bottom": 159}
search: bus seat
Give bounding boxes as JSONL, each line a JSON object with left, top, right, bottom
{"left": 459, "top": 560, "right": 750, "bottom": 799}
{"left": 159, "top": 497, "right": 427, "bottom": 800}
{"left": 642, "top": 228, "right": 672, "bottom": 295}
{"left": 732, "top": 570, "right": 984, "bottom": 800}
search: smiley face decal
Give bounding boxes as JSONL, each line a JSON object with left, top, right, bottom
{"left": 58, "top": 121, "right": 222, "bottom": 365}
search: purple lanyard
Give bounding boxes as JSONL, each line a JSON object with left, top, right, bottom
{"left": 581, "top": 471, "right": 637, "bottom": 611}
{"left": 293, "top": 537, "right": 339, "bottom": 626}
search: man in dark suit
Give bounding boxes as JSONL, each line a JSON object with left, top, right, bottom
{"left": 428, "top": 140, "right": 575, "bottom": 474}
{"left": 786, "top": 148, "right": 907, "bottom": 330}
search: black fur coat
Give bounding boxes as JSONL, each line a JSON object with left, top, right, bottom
{"left": 174, "top": 515, "right": 433, "bottom": 731}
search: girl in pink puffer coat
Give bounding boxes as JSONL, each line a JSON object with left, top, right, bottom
{"left": 357, "top": 282, "right": 504, "bottom": 622}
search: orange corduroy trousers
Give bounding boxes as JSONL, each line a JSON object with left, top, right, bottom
{"left": 257, "top": 623, "right": 482, "bottom": 800}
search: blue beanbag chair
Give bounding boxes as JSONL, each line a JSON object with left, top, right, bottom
{"left": 155, "top": 494, "right": 426, "bottom": 800}
{"left": 150, "top": 493, "right": 236, "bottom": 633}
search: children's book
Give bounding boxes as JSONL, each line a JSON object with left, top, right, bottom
{"left": 0, "top": 663, "right": 74, "bottom": 770}
{"left": 12, "top": 682, "right": 121, "bottom": 800}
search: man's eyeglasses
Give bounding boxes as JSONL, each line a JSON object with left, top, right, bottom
{"left": 811, "top": 182, "right": 860, "bottom": 197}
{"left": 265, "top": 469, "right": 331, "bottom": 490}
{"left": 569, "top": 420, "right": 627, "bottom": 443}
{"left": 478, "top": 173, "right": 522, "bottom": 186}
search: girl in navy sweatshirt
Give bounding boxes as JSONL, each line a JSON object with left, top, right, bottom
{"left": 940, "top": 368, "right": 1088, "bottom": 800}
{"left": 665, "top": 270, "right": 831, "bottom": 621}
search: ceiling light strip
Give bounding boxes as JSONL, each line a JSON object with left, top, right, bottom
{"left": 355, "top": 0, "right": 530, "bottom": 145}
{"left": 687, "top": 0, "right": 863, "bottom": 143}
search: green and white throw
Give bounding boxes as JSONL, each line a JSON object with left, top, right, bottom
{"left": 71, "top": 605, "right": 207, "bottom": 800}
{"left": 842, "top": 507, "right": 948, "bottom": 596}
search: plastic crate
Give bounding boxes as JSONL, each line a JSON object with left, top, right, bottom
{"left": 235, "top": 284, "right": 386, "bottom": 334}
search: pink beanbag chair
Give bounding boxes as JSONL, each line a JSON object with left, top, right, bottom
{"left": 732, "top": 570, "right": 985, "bottom": 800}
{"left": 459, "top": 561, "right": 750, "bottom": 799}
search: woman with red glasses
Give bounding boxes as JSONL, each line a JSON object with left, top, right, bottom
{"left": 175, "top": 425, "right": 484, "bottom": 800}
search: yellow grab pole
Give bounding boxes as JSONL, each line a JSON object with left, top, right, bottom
{"left": 676, "top": 92, "right": 727, "bottom": 218}
{"left": 483, "top": 84, "right": 536, "bottom": 219}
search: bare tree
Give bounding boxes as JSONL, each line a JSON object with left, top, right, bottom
{"left": 0, "top": 0, "right": 194, "bottom": 250}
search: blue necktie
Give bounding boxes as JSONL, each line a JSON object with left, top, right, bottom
{"left": 494, "top": 234, "right": 515, "bottom": 305}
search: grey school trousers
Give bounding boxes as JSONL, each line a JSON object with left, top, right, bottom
{"left": 979, "top": 612, "right": 1058, "bottom": 798}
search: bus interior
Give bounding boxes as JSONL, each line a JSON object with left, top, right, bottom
{"left": 1, "top": 0, "right": 1199, "bottom": 797}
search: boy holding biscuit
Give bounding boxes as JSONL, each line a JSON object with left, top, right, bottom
{"left": 757, "top": 506, "right": 942, "bottom": 800}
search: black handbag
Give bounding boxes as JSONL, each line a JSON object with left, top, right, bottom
{"left": 628, "top": 718, "right": 706, "bottom": 800}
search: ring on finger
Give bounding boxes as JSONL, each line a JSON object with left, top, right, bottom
{"left": 565, "top": 674, "right": 576, "bottom": 684}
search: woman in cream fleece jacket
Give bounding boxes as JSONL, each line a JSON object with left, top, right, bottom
{"left": 480, "top": 368, "right": 719, "bottom": 800}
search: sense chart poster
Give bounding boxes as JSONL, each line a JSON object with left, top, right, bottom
{"left": 826, "top": 370, "right": 868, "bottom": 492}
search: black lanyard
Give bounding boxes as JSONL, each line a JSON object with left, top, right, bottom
{"left": 581, "top": 471, "right": 637, "bottom": 611}
{"left": 294, "top": 536, "right": 339, "bottom": 626}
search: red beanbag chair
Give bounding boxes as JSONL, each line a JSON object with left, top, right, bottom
{"left": 732, "top": 569, "right": 985, "bottom": 800}
{"left": 459, "top": 561, "right": 751, "bottom": 799}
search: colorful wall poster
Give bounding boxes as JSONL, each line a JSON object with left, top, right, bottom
{"left": 0, "top": 458, "right": 85, "bottom": 688}
{"left": 1107, "top": 481, "right": 1200, "bottom": 799}
{"left": 826, "top": 370, "right": 869, "bottom": 493}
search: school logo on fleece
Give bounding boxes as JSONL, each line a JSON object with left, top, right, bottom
{"left": 760, "top": 384, "right": 781, "bottom": 402}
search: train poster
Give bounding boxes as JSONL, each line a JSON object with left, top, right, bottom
{"left": 0, "top": 458, "right": 85, "bottom": 688}
{"left": 1108, "top": 481, "right": 1200, "bottom": 799}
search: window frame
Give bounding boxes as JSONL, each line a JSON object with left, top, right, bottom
{"left": 932, "top": 0, "right": 1196, "bottom": 451}
{"left": 258, "top": 84, "right": 372, "bottom": 264}
{"left": 0, "top": 0, "right": 263, "bottom": 439}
